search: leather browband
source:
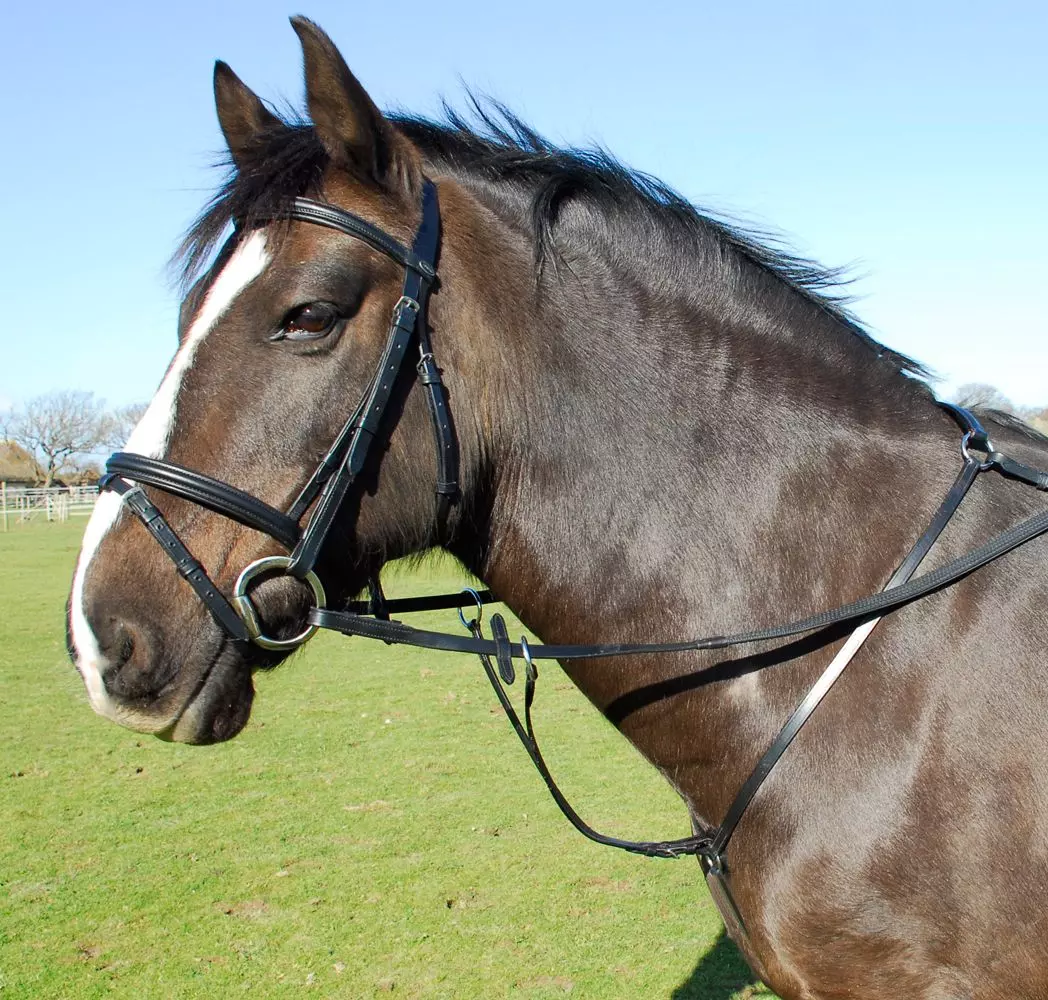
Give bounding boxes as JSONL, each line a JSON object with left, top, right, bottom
{"left": 286, "top": 197, "right": 436, "bottom": 277}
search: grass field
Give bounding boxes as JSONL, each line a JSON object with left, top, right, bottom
{"left": 0, "top": 518, "right": 775, "bottom": 999}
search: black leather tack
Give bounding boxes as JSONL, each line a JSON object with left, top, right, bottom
{"left": 106, "top": 452, "right": 299, "bottom": 549}
{"left": 101, "top": 180, "right": 446, "bottom": 621}
{"left": 990, "top": 452, "right": 1048, "bottom": 490}
{"left": 113, "top": 483, "right": 250, "bottom": 642}
{"left": 490, "top": 613, "right": 515, "bottom": 685}
{"left": 97, "top": 178, "right": 1048, "bottom": 890}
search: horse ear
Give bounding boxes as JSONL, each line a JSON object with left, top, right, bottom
{"left": 290, "top": 16, "right": 418, "bottom": 190}
{"left": 214, "top": 61, "right": 283, "bottom": 168}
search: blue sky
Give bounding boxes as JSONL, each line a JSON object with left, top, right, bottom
{"left": 2, "top": 1, "right": 1045, "bottom": 412}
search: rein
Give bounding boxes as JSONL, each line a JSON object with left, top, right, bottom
{"left": 312, "top": 418, "right": 1048, "bottom": 873}
{"left": 99, "top": 177, "right": 1048, "bottom": 939}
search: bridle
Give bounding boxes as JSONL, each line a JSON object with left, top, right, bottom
{"left": 99, "top": 175, "right": 1048, "bottom": 945}
{"left": 101, "top": 178, "right": 453, "bottom": 650}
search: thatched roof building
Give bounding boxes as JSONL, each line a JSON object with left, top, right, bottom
{"left": 0, "top": 441, "right": 40, "bottom": 486}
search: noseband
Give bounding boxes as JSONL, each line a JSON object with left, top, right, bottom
{"left": 100, "top": 179, "right": 453, "bottom": 649}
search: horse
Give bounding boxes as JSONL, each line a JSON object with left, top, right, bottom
{"left": 68, "top": 17, "right": 1048, "bottom": 999}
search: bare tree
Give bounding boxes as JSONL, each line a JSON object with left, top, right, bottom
{"left": 951, "top": 384, "right": 1048, "bottom": 435}
{"left": 952, "top": 383, "right": 1016, "bottom": 414}
{"left": 4, "top": 391, "right": 108, "bottom": 487}
{"left": 102, "top": 402, "right": 149, "bottom": 450}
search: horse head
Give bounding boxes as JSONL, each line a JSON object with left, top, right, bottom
{"left": 68, "top": 19, "right": 478, "bottom": 744}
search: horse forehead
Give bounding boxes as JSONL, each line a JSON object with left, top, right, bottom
{"left": 185, "top": 231, "right": 271, "bottom": 349}
{"left": 126, "top": 231, "right": 270, "bottom": 460}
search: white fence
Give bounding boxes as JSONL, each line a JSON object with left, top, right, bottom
{"left": 0, "top": 484, "right": 98, "bottom": 530}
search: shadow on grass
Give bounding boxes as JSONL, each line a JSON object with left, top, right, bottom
{"left": 671, "top": 928, "right": 764, "bottom": 999}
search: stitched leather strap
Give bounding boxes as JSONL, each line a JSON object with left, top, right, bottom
{"left": 104, "top": 452, "right": 300, "bottom": 550}
{"left": 309, "top": 496, "right": 1048, "bottom": 657}
{"left": 408, "top": 183, "right": 458, "bottom": 525}
{"left": 105, "top": 479, "right": 250, "bottom": 642}
{"left": 308, "top": 441, "right": 1047, "bottom": 872}
{"left": 418, "top": 348, "right": 458, "bottom": 503}
{"left": 286, "top": 180, "right": 449, "bottom": 577}
{"left": 344, "top": 589, "right": 496, "bottom": 615}
{"left": 286, "top": 392, "right": 370, "bottom": 522}
{"left": 286, "top": 293, "right": 426, "bottom": 576}
{"left": 989, "top": 452, "right": 1048, "bottom": 490}
{"left": 284, "top": 198, "right": 436, "bottom": 277}
{"left": 472, "top": 619, "right": 711, "bottom": 859}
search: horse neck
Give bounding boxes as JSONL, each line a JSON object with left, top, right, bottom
{"left": 437, "top": 179, "right": 956, "bottom": 808}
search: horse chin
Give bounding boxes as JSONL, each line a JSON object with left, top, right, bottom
{"left": 159, "top": 645, "right": 255, "bottom": 745}
{"left": 155, "top": 579, "right": 314, "bottom": 744}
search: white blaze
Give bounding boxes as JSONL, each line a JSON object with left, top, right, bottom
{"left": 70, "top": 233, "right": 270, "bottom": 716}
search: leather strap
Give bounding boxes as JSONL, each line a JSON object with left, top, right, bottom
{"left": 286, "top": 293, "right": 426, "bottom": 576}
{"left": 105, "top": 478, "right": 250, "bottom": 642}
{"left": 308, "top": 429, "right": 1047, "bottom": 885}
{"left": 701, "top": 455, "right": 983, "bottom": 872}
{"left": 938, "top": 401, "right": 990, "bottom": 450}
{"left": 407, "top": 183, "right": 458, "bottom": 526}
{"left": 104, "top": 452, "right": 300, "bottom": 550}
{"left": 286, "top": 392, "right": 370, "bottom": 522}
{"left": 344, "top": 589, "right": 496, "bottom": 616}
{"left": 308, "top": 449, "right": 1048, "bottom": 876}
{"left": 472, "top": 619, "right": 711, "bottom": 859}
{"left": 989, "top": 452, "right": 1048, "bottom": 490}
{"left": 417, "top": 345, "right": 458, "bottom": 511}
{"left": 286, "top": 180, "right": 450, "bottom": 577}
{"left": 284, "top": 197, "right": 436, "bottom": 277}
{"left": 308, "top": 495, "right": 1048, "bottom": 658}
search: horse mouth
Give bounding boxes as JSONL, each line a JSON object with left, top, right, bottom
{"left": 159, "top": 643, "right": 256, "bottom": 745}
{"left": 155, "top": 578, "right": 312, "bottom": 744}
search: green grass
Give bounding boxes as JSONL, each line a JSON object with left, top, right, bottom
{"left": 0, "top": 519, "right": 774, "bottom": 999}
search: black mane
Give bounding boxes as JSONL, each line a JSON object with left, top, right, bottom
{"left": 176, "top": 122, "right": 327, "bottom": 283}
{"left": 178, "top": 101, "right": 928, "bottom": 380}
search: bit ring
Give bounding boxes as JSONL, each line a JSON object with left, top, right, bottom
{"left": 231, "top": 555, "right": 327, "bottom": 651}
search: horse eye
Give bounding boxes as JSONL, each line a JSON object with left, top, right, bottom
{"left": 278, "top": 302, "right": 341, "bottom": 341}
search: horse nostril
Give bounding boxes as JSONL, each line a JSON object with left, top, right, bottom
{"left": 114, "top": 624, "right": 135, "bottom": 670}
{"left": 100, "top": 621, "right": 160, "bottom": 701}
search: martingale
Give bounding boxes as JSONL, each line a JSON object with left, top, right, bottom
{"left": 100, "top": 177, "right": 1048, "bottom": 942}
